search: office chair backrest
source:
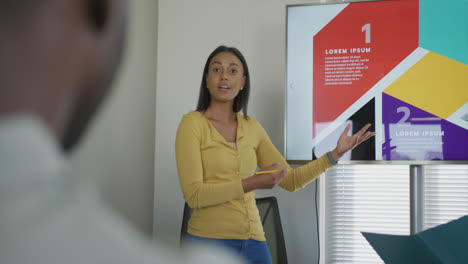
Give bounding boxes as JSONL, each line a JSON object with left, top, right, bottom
{"left": 256, "top": 197, "right": 288, "bottom": 264}
{"left": 180, "top": 196, "right": 288, "bottom": 264}
{"left": 180, "top": 202, "right": 192, "bottom": 243}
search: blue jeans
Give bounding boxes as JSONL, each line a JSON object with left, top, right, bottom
{"left": 184, "top": 233, "right": 273, "bottom": 264}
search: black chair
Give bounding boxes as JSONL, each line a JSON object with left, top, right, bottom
{"left": 256, "top": 197, "right": 288, "bottom": 264}
{"left": 180, "top": 196, "right": 288, "bottom": 264}
{"left": 180, "top": 202, "right": 192, "bottom": 243}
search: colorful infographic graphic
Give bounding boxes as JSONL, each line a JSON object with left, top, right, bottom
{"left": 313, "top": 0, "right": 418, "bottom": 136}
{"left": 308, "top": 0, "right": 468, "bottom": 161}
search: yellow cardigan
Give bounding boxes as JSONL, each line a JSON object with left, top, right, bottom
{"left": 175, "top": 111, "right": 334, "bottom": 241}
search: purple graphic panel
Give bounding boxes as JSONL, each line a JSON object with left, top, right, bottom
{"left": 382, "top": 93, "right": 468, "bottom": 160}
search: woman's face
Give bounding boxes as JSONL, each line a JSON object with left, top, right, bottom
{"left": 205, "top": 52, "right": 246, "bottom": 105}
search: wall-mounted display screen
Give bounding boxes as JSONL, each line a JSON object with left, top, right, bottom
{"left": 286, "top": 0, "right": 468, "bottom": 161}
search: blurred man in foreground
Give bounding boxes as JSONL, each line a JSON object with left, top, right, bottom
{"left": 0, "top": 1, "right": 242, "bottom": 263}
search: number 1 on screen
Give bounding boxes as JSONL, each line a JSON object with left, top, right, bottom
{"left": 362, "top": 23, "right": 371, "bottom": 44}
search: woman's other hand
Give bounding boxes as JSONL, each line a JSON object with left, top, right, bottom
{"left": 331, "top": 123, "right": 376, "bottom": 162}
{"left": 242, "top": 163, "right": 288, "bottom": 193}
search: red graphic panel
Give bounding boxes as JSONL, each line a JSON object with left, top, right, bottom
{"left": 313, "top": 0, "right": 418, "bottom": 138}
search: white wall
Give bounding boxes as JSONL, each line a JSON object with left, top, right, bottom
{"left": 155, "top": 1, "right": 325, "bottom": 263}
{"left": 70, "top": 0, "right": 158, "bottom": 236}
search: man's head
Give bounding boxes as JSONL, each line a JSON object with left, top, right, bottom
{"left": 0, "top": 0, "right": 128, "bottom": 152}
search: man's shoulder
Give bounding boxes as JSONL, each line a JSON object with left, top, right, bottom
{"left": 1, "top": 197, "right": 244, "bottom": 264}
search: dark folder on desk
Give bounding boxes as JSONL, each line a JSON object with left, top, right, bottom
{"left": 362, "top": 215, "right": 468, "bottom": 264}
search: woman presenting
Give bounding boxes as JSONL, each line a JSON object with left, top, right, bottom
{"left": 175, "top": 45, "right": 375, "bottom": 264}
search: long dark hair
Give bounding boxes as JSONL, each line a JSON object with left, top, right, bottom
{"left": 196, "top": 45, "right": 250, "bottom": 119}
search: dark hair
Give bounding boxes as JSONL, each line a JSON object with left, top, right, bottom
{"left": 0, "top": 1, "right": 107, "bottom": 30}
{"left": 0, "top": 1, "right": 41, "bottom": 25}
{"left": 196, "top": 45, "right": 250, "bottom": 119}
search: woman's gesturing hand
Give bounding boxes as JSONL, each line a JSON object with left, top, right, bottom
{"left": 331, "top": 123, "right": 376, "bottom": 162}
{"left": 242, "top": 163, "right": 288, "bottom": 193}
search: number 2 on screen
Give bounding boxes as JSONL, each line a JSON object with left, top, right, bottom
{"left": 397, "top": 106, "right": 410, "bottom": 124}
{"left": 362, "top": 23, "right": 371, "bottom": 44}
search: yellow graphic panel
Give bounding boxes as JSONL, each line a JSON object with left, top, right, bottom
{"left": 384, "top": 52, "right": 468, "bottom": 119}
